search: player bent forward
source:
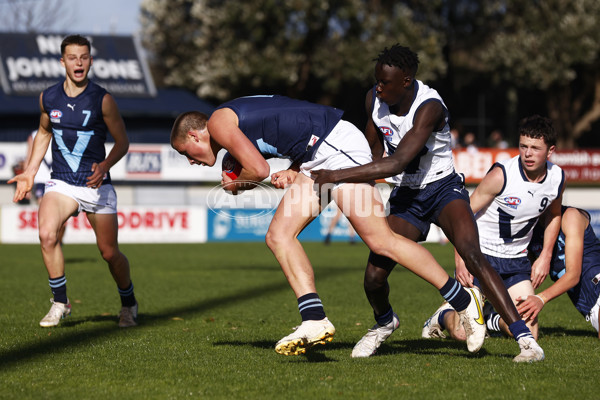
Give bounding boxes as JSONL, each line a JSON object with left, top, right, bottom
{"left": 170, "top": 95, "right": 486, "bottom": 356}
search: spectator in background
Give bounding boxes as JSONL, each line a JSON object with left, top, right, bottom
{"left": 488, "top": 129, "right": 509, "bottom": 149}
{"left": 450, "top": 128, "right": 461, "bottom": 150}
{"left": 463, "top": 132, "right": 479, "bottom": 154}
{"left": 323, "top": 207, "right": 356, "bottom": 245}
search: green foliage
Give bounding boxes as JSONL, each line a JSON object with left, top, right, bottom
{"left": 140, "top": 0, "right": 446, "bottom": 103}
{"left": 0, "top": 242, "right": 598, "bottom": 399}
{"left": 139, "top": 0, "right": 600, "bottom": 148}
{"left": 478, "top": 0, "right": 600, "bottom": 90}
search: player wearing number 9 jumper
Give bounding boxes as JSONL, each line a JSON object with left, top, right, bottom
{"left": 8, "top": 34, "right": 138, "bottom": 328}
{"left": 421, "top": 115, "right": 564, "bottom": 356}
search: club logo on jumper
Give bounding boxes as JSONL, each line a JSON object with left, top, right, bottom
{"left": 306, "top": 134, "right": 320, "bottom": 150}
{"left": 380, "top": 126, "right": 394, "bottom": 140}
{"left": 504, "top": 196, "right": 521, "bottom": 209}
{"left": 49, "top": 110, "right": 62, "bottom": 123}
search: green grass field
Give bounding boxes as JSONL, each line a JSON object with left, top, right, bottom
{"left": 1, "top": 242, "right": 598, "bottom": 399}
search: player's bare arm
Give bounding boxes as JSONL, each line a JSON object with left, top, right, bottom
{"left": 531, "top": 189, "right": 564, "bottom": 288}
{"left": 364, "top": 88, "right": 385, "bottom": 160}
{"left": 8, "top": 93, "right": 53, "bottom": 201}
{"left": 312, "top": 100, "right": 444, "bottom": 185}
{"left": 208, "top": 108, "right": 270, "bottom": 193}
{"left": 86, "top": 93, "right": 129, "bottom": 188}
{"left": 518, "top": 208, "right": 585, "bottom": 320}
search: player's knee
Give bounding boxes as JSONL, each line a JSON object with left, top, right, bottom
{"left": 363, "top": 239, "right": 388, "bottom": 257}
{"left": 460, "top": 247, "right": 486, "bottom": 274}
{"left": 265, "top": 227, "right": 288, "bottom": 251}
{"left": 99, "top": 247, "right": 120, "bottom": 264}
{"left": 363, "top": 267, "right": 388, "bottom": 293}
{"left": 38, "top": 226, "right": 60, "bottom": 249}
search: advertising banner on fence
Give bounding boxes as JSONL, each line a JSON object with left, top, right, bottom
{"left": 206, "top": 204, "right": 353, "bottom": 242}
{"left": 2, "top": 143, "right": 600, "bottom": 184}
{"left": 1, "top": 205, "right": 206, "bottom": 244}
{"left": 453, "top": 148, "right": 600, "bottom": 184}
{"left": 0, "top": 33, "right": 155, "bottom": 97}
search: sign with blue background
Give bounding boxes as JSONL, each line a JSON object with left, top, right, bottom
{"left": 206, "top": 205, "right": 357, "bottom": 242}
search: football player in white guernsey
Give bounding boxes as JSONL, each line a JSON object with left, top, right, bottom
{"left": 312, "top": 44, "right": 546, "bottom": 362}
{"left": 171, "top": 95, "right": 486, "bottom": 358}
{"left": 424, "top": 115, "right": 564, "bottom": 347}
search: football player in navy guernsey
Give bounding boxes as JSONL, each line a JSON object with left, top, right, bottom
{"left": 311, "top": 44, "right": 551, "bottom": 362}
{"left": 420, "top": 115, "right": 564, "bottom": 361}
{"left": 9, "top": 35, "right": 138, "bottom": 328}
{"left": 171, "top": 95, "right": 486, "bottom": 357}
{"left": 485, "top": 206, "right": 600, "bottom": 339}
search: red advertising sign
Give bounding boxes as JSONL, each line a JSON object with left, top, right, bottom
{"left": 453, "top": 148, "right": 600, "bottom": 184}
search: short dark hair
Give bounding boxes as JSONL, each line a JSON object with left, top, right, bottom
{"left": 375, "top": 44, "right": 419, "bottom": 76}
{"left": 518, "top": 115, "right": 557, "bottom": 147}
{"left": 61, "top": 34, "right": 91, "bottom": 55}
{"left": 171, "top": 111, "right": 209, "bottom": 146}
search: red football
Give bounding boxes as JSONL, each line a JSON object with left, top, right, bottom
{"left": 221, "top": 152, "right": 242, "bottom": 180}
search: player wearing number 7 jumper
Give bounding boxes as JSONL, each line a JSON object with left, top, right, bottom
{"left": 422, "top": 115, "right": 564, "bottom": 360}
{"left": 8, "top": 34, "right": 138, "bottom": 328}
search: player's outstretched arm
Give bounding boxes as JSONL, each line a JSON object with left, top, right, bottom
{"left": 313, "top": 101, "right": 445, "bottom": 186}
{"left": 9, "top": 92, "right": 53, "bottom": 201}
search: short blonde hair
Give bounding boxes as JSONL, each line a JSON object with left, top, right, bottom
{"left": 170, "top": 111, "right": 209, "bottom": 146}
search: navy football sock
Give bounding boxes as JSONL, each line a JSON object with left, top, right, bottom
{"left": 297, "top": 293, "right": 326, "bottom": 321}
{"left": 118, "top": 282, "right": 137, "bottom": 307}
{"left": 49, "top": 275, "right": 67, "bottom": 304}
{"left": 485, "top": 311, "right": 501, "bottom": 332}
{"left": 374, "top": 307, "right": 394, "bottom": 326}
{"left": 438, "top": 309, "right": 452, "bottom": 331}
{"left": 439, "top": 277, "right": 470, "bottom": 312}
{"left": 509, "top": 319, "right": 533, "bottom": 341}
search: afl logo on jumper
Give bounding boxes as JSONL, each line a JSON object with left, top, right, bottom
{"left": 49, "top": 110, "right": 62, "bottom": 123}
{"left": 504, "top": 196, "right": 521, "bottom": 209}
{"left": 380, "top": 126, "right": 394, "bottom": 141}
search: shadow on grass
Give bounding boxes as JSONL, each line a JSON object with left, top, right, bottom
{"left": 384, "top": 338, "right": 494, "bottom": 359}
{"left": 540, "top": 326, "right": 596, "bottom": 338}
{"left": 213, "top": 339, "right": 340, "bottom": 363}
{"left": 63, "top": 257, "right": 98, "bottom": 264}
{"left": 212, "top": 337, "right": 494, "bottom": 361}
{"left": 0, "top": 265, "right": 349, "bottom": 370}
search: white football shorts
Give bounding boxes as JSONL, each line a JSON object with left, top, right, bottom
{"left": 586, "top": 294, "right": 600, "bottom": 333}
{"left": 300, "top": 119, "right": 372, "bottom": 189}
{"left": 44, "top": 179, "right": 118, "bottom": 214}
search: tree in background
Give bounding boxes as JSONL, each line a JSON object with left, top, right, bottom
{"left": 0, "top": 0, "right": 75, "bottom": 33}
{"left": 474, "top": 0, "right": 600, "bottom": 149}
{"left": 139, "top": 0, "right": 446, "bottom": 126}
{"left": 140, "top": 0, "right": 600, "bottom": 148}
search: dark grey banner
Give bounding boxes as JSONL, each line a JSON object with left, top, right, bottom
{"left": 0, "top": 33, "right": 156, "bottom": 97}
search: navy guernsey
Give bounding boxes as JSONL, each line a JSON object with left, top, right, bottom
{"left": 43, "top": 80, "right": 112, "bottom": 186}
{"left": 530, "top": 206, "right": 600, "bottom": 316}
{"left": 216, "top": 95, "right": 344, "bottom": 164}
